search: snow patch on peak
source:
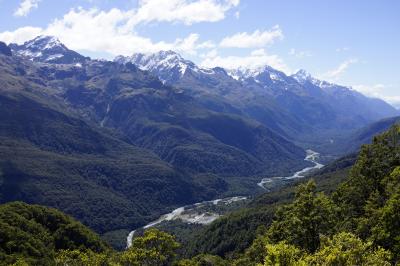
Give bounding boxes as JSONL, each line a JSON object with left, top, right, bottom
{"left": 292, "top": 69, "right": 312, "bottom": 82}
{"left": 24, "top": 35, "right": 65, "bottom": 51}
{"left": 292, "top": 69, "right": 326, "bottom": 87}
{"left": 115, "top": 50, "right": 215, "bottom": 82}
{"left": 228, "top": 65, "right": 286, "bottom": 82}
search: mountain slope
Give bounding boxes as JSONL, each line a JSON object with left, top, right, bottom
{"left": 184, "top": 154, "right": 356, "bottom": 258}
{"left": 0, "top": 54, "right": 223, "bottom": 235}
{"left": 10, "top": 35, "right": 89, "bottom": 64}
{"left": 0, "top": 201, "right": 109, "bottom": 265}
{"left": 343, "top": 116, "right": 400, "bottom": 153}
{"left": 118, "top": 51, "right": 398, "bottom": 152}
{"left": 0, "top": 38, "right": 310, "bottom": 240}
{"left": 8, "top": 38, "right": 307, "bottom": 178}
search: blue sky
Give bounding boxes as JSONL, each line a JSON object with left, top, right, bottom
{"left": 0, "top": 0, "right": 399, "bottom": 107}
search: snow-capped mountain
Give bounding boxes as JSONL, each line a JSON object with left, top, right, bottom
{"left": 228, "top": 65, "right": 288, "bottom": 84}
{"left": 115, "top": 50, "right": 398, "bottom": 132}
{"left": 292, "top": 69, "right": 346, "bottom": 91}
{"left": 10, "top": 35, "right": 88, "bottom": 64}
{"left": 115, "top": 50, "right": 217, "bottom": 84}
{"left": 8, "top": 35, "right": 394, "bottom": 145}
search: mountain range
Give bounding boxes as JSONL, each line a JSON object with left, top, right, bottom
{"left": 116, "top": 50, "right": 398, "bottom": 148}
{"left": 1, "top": 35, "right": 399, "bottom": 244}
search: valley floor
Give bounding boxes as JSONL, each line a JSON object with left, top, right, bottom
{"left": 126, "top": 149, "right": 324, "bottom": 248}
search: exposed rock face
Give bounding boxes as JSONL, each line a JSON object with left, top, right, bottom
{"left": 0, "top": 42, "right": 12, "bottom": 56}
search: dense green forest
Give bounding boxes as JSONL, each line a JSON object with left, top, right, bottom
{"left": 0, "top": 52, "right": 309, "bottom": 242}
{"left": 1, "top": 125, "right": 399, "bottom": 265}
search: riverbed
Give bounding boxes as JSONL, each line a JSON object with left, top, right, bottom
{"left": 126, "top": 149, "right": 323, "bottom": 248}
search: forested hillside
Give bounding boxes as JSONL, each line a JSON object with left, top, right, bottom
{"left": 0, "top": 45, "right": 308, "bottom": 241}
{"left": 2, "top": 125, "right": 399, "bottom": 265}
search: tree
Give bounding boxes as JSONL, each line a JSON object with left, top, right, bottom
{"left": 120, "top": 228, "right": 180, "bottom": 266}
{"left": 266, "top": 180, "right": 338, "bottom": 252}
{"left": 334, "top": 125, "right": 400, "bottom": 231}
{"left": 55, "top": 249, "right": 111, "bottom": 266}
{"left": 177, "top": 254, "right": 229, "bottom": 266}
{"left": 262, "top": 241, "right": 306, "bottom": 266}
{"left": 305, "top": 232, "right": 391, "bottom": 266}
{"left": 368, "top": 184, "right": 400, "bottom": 261}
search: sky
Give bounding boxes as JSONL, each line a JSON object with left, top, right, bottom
{"left": 0, "top": 0, "right": 399, "bottom": 107}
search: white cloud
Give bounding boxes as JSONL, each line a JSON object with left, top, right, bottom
{"left": 1, "top": 7, "right": 219, "bottom": 56}
{"left": 173, "top": 33, "right": 202, "bottom": 55}
{"left": 126, "top": 0, "right": 240, "bottom": 27}
{"left": 200, "top": 49, "right": 218, "bottom": 58}
{"left": 2, "top": 0, "right": 239, "bottom": 55}
{"left": 0, "top": 26, "right": 42, "bottom": 44}
{"left": 352, "top": 84, "right": 386, "bottom": 96}
{"left": 352, "top": 84, "right": 400, "bottom": 107}
{"left": 323, "top": 59, "right": 358, "bottom": 80}
{"left": 289, "top": 48, "right": 312, "bottom": 58}
{"left": 14, "top": 0, "right": 41, "bottom": 17}
{"left": 200, "top": 48, "right": 290, "bottom": 73}
{"left": 384, "top": 96, "right": 400, "bottom": 108}
{"left": 220, "top": 25, "right": 283, "bottom": 48}
{"left": 197, "top": 40, "right": 216, "bottom": 49}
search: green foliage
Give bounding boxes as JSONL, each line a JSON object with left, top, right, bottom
{"left": 0, "top": 202, "right": 109, "bottom": 265}
{"left": 335, "top": 125, "right": 400, "bottom": 227}
{"left": 185, "top": 207, "right": 276, "bottom": 259}
{"left": 55, "top": 249, "right": 112, "bottom": 266}
{"left": 333, "top": 125, "right": 400, "bottom": 260}
{"left": 234, "top": 232, "right": 391, "bottom": 266}
{"left": 232, "top": 233, "right": 270, "bottom": 265}
{"left": 267, "top": 180, "right": 339, "bottom": 252}
{"left": 186, "top": 154, "right": 352, "bottom": 259}
{"left": 120, "top": 229, "right": 180, "bottom": 266}
{"left": 262, "top": 241, "right": 306, "bottom": 266}
{"left": 0, "top": 54, "right": 309, "bottom": 247}
{"left": 358, "top": 171, "right": 400, "bottom": 260}
{"left": 306, "top": 232, "right": 391, "bottom": 266}
{"left": 176, "top": 254, "right": 229, "bottom": 266}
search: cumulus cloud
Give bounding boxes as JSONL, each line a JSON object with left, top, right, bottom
{"left": 127, "top": 0, "right": 240, "bottom": 26}
{"left": 220, "top": 25, "right": 283, "bottom": 48}
{"left": 14, "top": 0, "right": 41, "bottom": 17}
{"left": 200, "top": 48, "right": 290, "bottom": 73}
{"left": 1, "top": 5, "right": 227, "bottom": 56}
{"left": 323, "top": 59, "right": 358, "bottom": 80}
{"left": 0, "top": 26, "right": 42, "bottom": 44}
{"left": 2, "top": 0, "right": 240, "bottom": 55}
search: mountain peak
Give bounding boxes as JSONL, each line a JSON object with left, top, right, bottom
{"left": 10, "top": 35, "right": 88, "bottom": 64}
{"left": 227, "top": 65, "right": 288, "bottom": 83}
{"left": 115, "top": 50, "right": 202, "bottom": 83}
{"left": 23, "top": 35, "right": 65, "bottom": 51}
{"left": 157, "top": 50, "right": 182, "bottom": 58}
{"left": 292, "top": 69, "right": 312, "bottom": 82}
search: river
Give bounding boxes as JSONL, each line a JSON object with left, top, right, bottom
{"left": 257, "top": 149, "right": 324, "bottom": 189}
{"left": 126, "top": 149, "right": 323, "bottom": 248}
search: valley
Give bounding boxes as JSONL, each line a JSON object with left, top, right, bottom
{"left": 126, "top": 149, "right": 324, "bottom": 249}
{"left": 0, "top": 19, "right": 399, "bottom": 264}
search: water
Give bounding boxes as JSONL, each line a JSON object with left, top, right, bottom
{"left": 126, "top": 150, "right": 323, "bottom": 248}
{"left": 257, "top": 149, "right": 324, "bottom": 189}
{"left": 126, "top": 196, "right": 247, "bottom": 248}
